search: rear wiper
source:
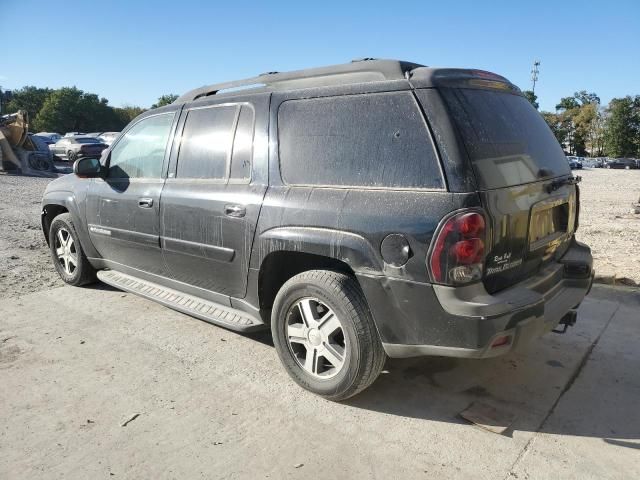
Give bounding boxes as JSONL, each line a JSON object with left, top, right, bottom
{"left": 546, "top": 175, "right": 581, "bottom": 193}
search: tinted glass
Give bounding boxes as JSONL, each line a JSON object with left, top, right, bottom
{"left": 440, "top": 88, "right": 570, "bottom": 190}
{"left": 278, "top": 92, "right": 443, "bottom": 189}
{"left": 230, "top": 105, "right": 254, "bottom": 181}
{"left": 108, "top": 113, "right": 174, "bottom": 179}
{"left": 76, "top": 137, "right": 101, "bottom": 144}
{"left": 176, "top": 105, "right": 238, "bottom": 179}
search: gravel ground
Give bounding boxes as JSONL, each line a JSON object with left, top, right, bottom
{"left": 0, "top": 168, "right": 638, "bottom": 300}
{"left": 0, "top": 174, "right": 63, "bottom": 299}
{"left": 574, "top": 169, "right": 640, "bottom": 285}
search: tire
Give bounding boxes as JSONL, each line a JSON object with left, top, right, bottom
{"left": 67, "top": 150, "right": 77, "bottom": 162}
{"left": 271, "top": 270, "right": 386, "bottom": 401}
{"left": 49, "top": 213, "right": 96, "bottom": 286}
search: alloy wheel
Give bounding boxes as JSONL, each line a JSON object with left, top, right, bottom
{"left": 286, "top": 297, "right": 347, "bottom": 379}
{"left": 54, "top": 228, "right": 78, "bottom": 276}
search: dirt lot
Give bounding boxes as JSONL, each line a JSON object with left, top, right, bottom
{"left": 574, "top": 169, "right": 640, "bottom": 285}
{"left": 0, "top": 167, "right": 638, "bottom": 300}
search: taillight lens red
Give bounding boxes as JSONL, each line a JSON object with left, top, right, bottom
{"left": 450, "top": 238, "right": 484, "bottom": 264}
{"left": 429, "top": 210, "right": 488, "bottom": 285}
{"left": 457, "top": 212, "right": 485, "bottom": 237}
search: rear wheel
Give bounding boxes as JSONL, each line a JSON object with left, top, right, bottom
{"left": 67, "top": 150, "right": 77, "bottom": 162}
{"left": 49, "top": 213, "right": 96, "bottom": 286}
{"left": 271, "top": 270, "right": 386, "bottom": 401}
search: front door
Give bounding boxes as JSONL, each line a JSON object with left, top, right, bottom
{"left": 86, "top": 111, "right": 178, "bottom": 276}
{"left": 160, "top": 97, "right": 268, "bottom": 299}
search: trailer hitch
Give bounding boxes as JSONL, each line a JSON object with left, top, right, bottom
{"left": 552, "top": 310, "right": 577, "bottom": 334}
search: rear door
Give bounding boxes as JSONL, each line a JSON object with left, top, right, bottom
{"left": 159, "top": 95, "right": 268, "bottom": 299}
{"left": 417, "top": 87, "right": 576, "bottom": 293}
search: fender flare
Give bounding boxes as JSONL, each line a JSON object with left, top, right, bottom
{"left": 41, "top": 191, "right": 100, "bottom": 258}
{"left": 255, "top": 226, "right": 384, "bottom": 274}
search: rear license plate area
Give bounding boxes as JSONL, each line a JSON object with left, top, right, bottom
{"left": 529, "top": 201, "right": 569, "bottom": 251}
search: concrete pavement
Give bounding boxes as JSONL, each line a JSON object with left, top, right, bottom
{"left": 0, "top": 284, "right": 638, "bottom": 479}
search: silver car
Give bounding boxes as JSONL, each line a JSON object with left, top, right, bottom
{"left": 49, "top": 136, "right": 108, "bottom": 162}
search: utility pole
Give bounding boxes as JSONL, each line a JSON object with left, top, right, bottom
{"left": 531, "top": 60, "right": 541, "bottom": 94}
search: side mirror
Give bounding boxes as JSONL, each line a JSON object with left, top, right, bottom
{"left": 73, "top": 156, "right": 103, "bottom": 178}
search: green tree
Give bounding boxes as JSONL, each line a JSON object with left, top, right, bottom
{"left": 541, "top": 111, "right": 570, "bottom": 151}
{"left": 151, "top": 94, "right": 178, "bottom": 109}
{"left": 604, "top": 96, "right": 640, "bottom": 157}
{"left": 553, "top": 91, "right": 601, "bottom": 155}
{"left": 34, "top": 87, "right": 121, "bottom": 133}
{"left": 4, "top": 86, "right": 53, "bottom": 125}
{"left": 114, "top": 105, "right": 146, "bottom": 126}
{"left": 574, "top": 90, "right": 600, "bottom": 106}
{"left": 522, "top": 90, "right": 539, "bottom": 109}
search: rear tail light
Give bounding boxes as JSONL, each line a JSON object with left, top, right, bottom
{"left": 428, "top": 210, "right": 488, "bottom": 285}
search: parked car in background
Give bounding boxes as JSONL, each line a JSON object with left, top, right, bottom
{"left": 34, "top": 132, "right": 62, "bottom": 144}
{"left": 41, "top": 60, "right": 593, "bottom": 400}
{"left": 63, "top": 132, "right": 86, "bottom": 137}
{"left": 49, "top": 136, "right": 108, "bottom": 161}
{"left": 98, "top": 131, "right": 120, "bottom": 145}
{"left": 566, "top": 156, "right": 583, "bottom": 169}
{"left": 605, "top": 158, "right": 637, "bottom": 169}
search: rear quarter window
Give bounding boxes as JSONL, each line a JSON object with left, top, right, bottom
{"left": 278, "top": 92, "right": 444, "bottom": 189}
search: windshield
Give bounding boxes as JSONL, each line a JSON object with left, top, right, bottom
{"left": 440, "top": 88, "right": 570, "bottom": 190}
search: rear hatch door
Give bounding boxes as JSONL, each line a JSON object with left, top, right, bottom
{"left": 434, "top": 86, "right": 577, "bottom": 293}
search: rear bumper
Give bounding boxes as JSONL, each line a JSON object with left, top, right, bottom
{"left": 359, "top": 240, "right": 593, "bottom": 359}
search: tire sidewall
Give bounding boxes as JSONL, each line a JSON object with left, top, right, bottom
{"left": 49, "top": 215, "right": 84, "bottom": 285}
{"left": 272, "top": 277, "right": 364, "bottom": 397}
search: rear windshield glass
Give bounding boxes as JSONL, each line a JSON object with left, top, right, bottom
{"left": 76, "top": 138, "right": 101, "bottom": 144}
{"left": 278, "top": 92, "right": 444, "bottom": 189}
{"left": 440, "top": 88, "right": 570, "bottom": 190}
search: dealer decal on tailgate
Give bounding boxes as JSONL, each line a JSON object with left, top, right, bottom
{"left": 486, "top": 252, "right": 523, "bottom": 276}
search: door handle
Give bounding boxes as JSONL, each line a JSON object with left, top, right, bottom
{"left": 224, "top": 204, "right": 246, "bottom": 218}
{"left": 138, "top": 198, "right": 154, "bottom": 208}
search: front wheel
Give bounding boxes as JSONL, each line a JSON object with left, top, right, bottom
{"left": 49, "top": 213, "right": 96, "bottom": 286}
{"left": 67, "top": 150, "right": 77, "bottom": 162}
{"left": 271, "top": 270, "right": 386, "bottom": 401}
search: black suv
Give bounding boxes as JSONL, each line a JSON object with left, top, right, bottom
{"left": 41, "top": 59, "right": 594, "bottom": 400}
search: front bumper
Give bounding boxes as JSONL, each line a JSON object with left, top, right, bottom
{"left": 359, "top": 240, "right": 594, "bottom": 359}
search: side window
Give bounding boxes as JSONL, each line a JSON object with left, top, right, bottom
{"left": 229, "top": 105, "right": 254, "bottom": 181}
{"left": 108, "top": 113, "right": 174, "bottom": 179}
{"left": 278, "top": 92, "right": 443, "bottom": 189}
{"left": 176, "top": 105, "right": 238, "bottom": 179}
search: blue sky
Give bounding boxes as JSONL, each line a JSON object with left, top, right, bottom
{"left": 2, "top": 0, "right": 638, "bottom": 112}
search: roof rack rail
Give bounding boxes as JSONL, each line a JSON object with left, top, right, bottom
{"left": 174, "top": 59, "right": 425, "bottom": 103}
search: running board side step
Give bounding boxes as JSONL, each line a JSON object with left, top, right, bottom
{"left": 97, "top": 270, "right": 265, "bottom": 333}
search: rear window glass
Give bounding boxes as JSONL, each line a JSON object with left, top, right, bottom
{"left": 440, "top": 88, "right": 570, "bottom": 190}
{"left": 278, "top": 92, "right": 443, "bottom": 189}
{"left": 76, "top": 138, "right": 100, "bottom": 144}
{"left": 177, "top": 105, "right": 237, "bottom": 179}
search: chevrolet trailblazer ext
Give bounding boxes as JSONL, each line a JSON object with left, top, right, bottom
{"left": 41, "top": 59, "right": 594, "bottom": 400}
